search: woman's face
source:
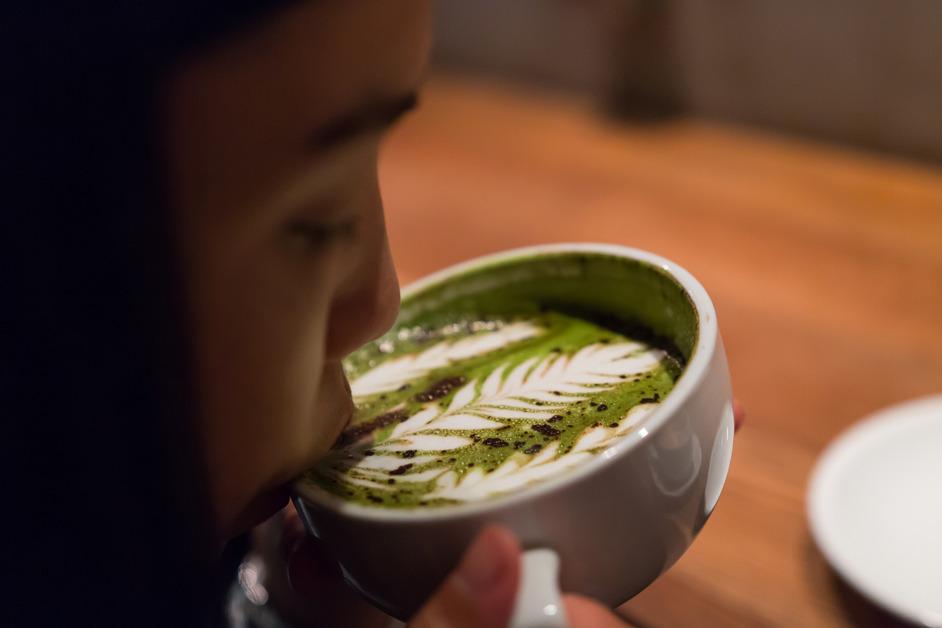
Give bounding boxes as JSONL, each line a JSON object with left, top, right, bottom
{"left": 163, "top": 0, "right": 431, "bottom": 539}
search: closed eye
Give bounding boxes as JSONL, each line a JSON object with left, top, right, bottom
{"left": 286, "top": 217, "right": 358, "bottom": 249}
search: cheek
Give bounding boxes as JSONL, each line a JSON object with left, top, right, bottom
{"left": 186, "top": 240, "right": 339, "bottom": 521}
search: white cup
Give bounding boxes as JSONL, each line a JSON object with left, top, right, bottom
{"left": 294, "top": 243, "right": 734, "bottom": 626}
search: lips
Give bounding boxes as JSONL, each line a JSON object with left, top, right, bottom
{"left": 320, "top": 362, "right": 357, "bottom": 448}
{"left": 332, "top": 396, "right": 356, "bottom": 446}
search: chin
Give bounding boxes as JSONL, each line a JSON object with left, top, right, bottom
{"left": 232, "top": 485, "right": 293, "bottom": 535}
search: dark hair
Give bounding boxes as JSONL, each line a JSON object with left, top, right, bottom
{"left": 2, "top": 3, "right": 296, "bottom": 625}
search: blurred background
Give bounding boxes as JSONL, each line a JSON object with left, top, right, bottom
{"left": 378, "top": 2, "right": 942, "bottom": 626}
{"left": 435, "top": 0, "right": 942, "bottom": 159}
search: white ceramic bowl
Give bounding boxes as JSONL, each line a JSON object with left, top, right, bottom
{"left": 294, "top": 243, "right": 734, "bottom": 620}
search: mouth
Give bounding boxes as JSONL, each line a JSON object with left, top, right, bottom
{"left": 321, "top": 362, "right": 357, "bottom": 449}
{"left": 229, "top": 367, "right": 357, "bottom": 537}
{"left": 331, "top": 396, "right": 357, "bottom": 447}
{"left": 246, "top": 397, "right": 355, "bottom": 532}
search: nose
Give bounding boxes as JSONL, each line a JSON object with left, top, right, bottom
{"left": 324, "top": 218, "right": 400, "bottom": 360}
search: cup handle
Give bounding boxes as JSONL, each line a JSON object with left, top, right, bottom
{"left": 509, "top": 548, "right": 568, "bottom": 628}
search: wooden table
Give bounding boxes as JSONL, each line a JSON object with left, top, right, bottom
{"left": 378, "top": 74, "right": 942, "bottom": 627}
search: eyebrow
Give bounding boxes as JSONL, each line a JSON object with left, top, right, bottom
{"left": 308, "top": 91, "right": 419, "bottom": 153}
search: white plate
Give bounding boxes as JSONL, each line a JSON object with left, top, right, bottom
{"left": 807, "top": 395, "right": 942, "bottom": 627}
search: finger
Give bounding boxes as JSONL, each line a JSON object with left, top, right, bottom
{"left": 282, "top": 504, "right": 349, "bottom": 596}
{"left": 280, "top": 504, "right": 308, "bottom": 556}
{"left": 563, "top": 594, "right": 633, "bottom": 628}
{"left": 274, "top": 503, "right": 344, "bottom": 596}
{"left": 285, "top": 529, "right": 391, "bottom": 627}
{"left": 733, "top": 398, "right": 745, "bottom": 432}
{"left": 287, "top": 533, "right": 346, "bottom": 596}
{"left": 410, "top": 526, "right": 521, "bottom": 628}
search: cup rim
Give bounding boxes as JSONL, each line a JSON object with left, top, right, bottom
{"left": 293, "top": 243, "right": 718, "bottom": 522}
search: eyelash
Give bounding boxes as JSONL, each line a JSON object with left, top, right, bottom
{"left": 286, "top": 218, "right": 357, "bottom": 250}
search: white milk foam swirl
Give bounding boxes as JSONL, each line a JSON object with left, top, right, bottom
{"left": 333, "top": 321, "right": 666, "bottom": 504}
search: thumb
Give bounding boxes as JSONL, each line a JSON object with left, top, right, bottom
{"left": 410, "top": 526, "right": 521, "bottom": 628}
{"left": 563, "top": 594, "right": 634, "bottom": 627}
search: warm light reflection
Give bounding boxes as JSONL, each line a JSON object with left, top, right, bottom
{"left": 237, "top": 557, "right": 269, "bottom": 606}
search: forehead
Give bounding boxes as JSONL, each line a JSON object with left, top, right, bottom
{"left": 181, "top": 0, "right": 430, "bottom": 129}
{"left": 233, "top": 0, "right": 432, "bottom": 122}
{"left": 163, "top": 0, "right": 432, "bottom": 216}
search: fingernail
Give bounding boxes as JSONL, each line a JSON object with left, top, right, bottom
{"left": 455, "top": 528, "right": 509, "bottom": 595}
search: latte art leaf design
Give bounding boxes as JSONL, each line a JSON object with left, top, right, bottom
{"left": 343, "top": 342, "right": 664, "bottom": 500}
{"left": 382, "top": 341, "right": 661, "bottom": 440}
{"left": 350, "top": 321, "right": 543, "bottom": 397}
{"left": 305, "top": 312, "right": 682, "bottom": 508}
{"left": 429, "top": 402, "right": 659, "bottom": 502}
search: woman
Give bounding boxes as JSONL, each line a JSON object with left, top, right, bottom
{"left": 4, "top": 1, "right": 738, "bottom": 626}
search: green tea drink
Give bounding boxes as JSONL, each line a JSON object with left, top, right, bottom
{"left": 300, "top": 311, "right": 682, "bottom": 508}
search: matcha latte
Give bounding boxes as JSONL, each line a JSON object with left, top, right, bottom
{"left": 292, "top": 247, "right": 727, "bottom": 620}
{"left": 302, "top": 310, "right": 683, "bottom": 509}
